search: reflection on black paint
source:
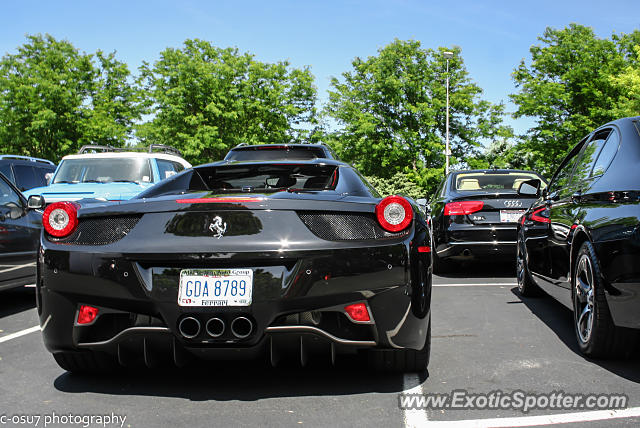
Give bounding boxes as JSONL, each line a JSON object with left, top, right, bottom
{"left": 165, "top": 212, "right": 263, "bottom": 237}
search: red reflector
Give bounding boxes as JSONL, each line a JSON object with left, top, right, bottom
{"left": 444, "top": 201, "right": 484, "bottom": 216}
{"left": 571, "top": 224, "right": 578, "bottom": 230}
{"left": 344, "top": 303, "right": 370, "bottom": 322}
{"left": 77, "top": 305, "right": 99, "bottom": 325}
{"left": 418, "top": 246, "right": 431, "bottom": 253}
{"left": 176, "top": 197, "right": 264, "bottom": 204}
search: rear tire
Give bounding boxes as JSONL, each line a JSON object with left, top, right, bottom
{"left": 53, "top": 351, "right": 119, "bottom": 373}
{"left": 516, "top": 238, "right": 541, "bottom": 297}
{"left": 572, "top": 241, "right": 639, "bottom": 358}
{"left": 367, "top": 316, "right": 430, "bottom": 373}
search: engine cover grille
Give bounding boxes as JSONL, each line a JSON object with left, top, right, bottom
{"left": 49, "top": 215, "right": 142, "bottom": 245}
{"left": 297, "top": 211, "right": 409, "bottom": 241}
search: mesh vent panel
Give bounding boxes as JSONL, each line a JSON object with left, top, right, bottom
{"left": 297, "top": 211, "right": 408, "bottom": 241}
{"left": 50, "top": 215, "right": 142, "bottom": 245}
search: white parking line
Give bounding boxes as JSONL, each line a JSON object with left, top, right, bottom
{"left": 403, "top": 374, "right": 429, "bottom": 427}
{"left": 423, "top": 407, "right": 640, "bottom": 427}
{"left": 0, "top": 325, "right": 40, "bottom": 344}
{"left": 433, "top": 283, "right": 517, "bottom": 287}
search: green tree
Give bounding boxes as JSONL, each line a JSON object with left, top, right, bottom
{"left": 0, "top": 34, "right": 142, "bottom": 161}
{"left": 138, "top": 39, "right": 317, "bottom": 164}
{"left": 324, "top": 39, "right": 510, "bottom": 196}
{"left": 511, "top": 24, "right": 640, "bottom": 177}
{"left": 610, "top": 45, "right": 640, "bottom": 116}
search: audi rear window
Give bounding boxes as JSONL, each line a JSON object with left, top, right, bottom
{"left": 225, "top": 147, "right": 326, "bottom": 161}
{"left": 193, "top": 164, "right": 338, "bottom": 192}
{"left": 454, "top": 172, "right": 546, "bottom": 192}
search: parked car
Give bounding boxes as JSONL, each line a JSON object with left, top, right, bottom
{"left": 0, "top": 172, "right": 41, "bottom": 291}
{"left": 0, "top": 155, "right": 56, "bottom": 192}
{"left": 517, "top": 116, "right": 640, "bottom": 358}
{"left": 429, "top": 169, "right": 547, "bottom": 272}
{"left": 32, "top": 158, "right": 432, "bottom": 373}
{"left": 23, "top": 145, "right": 191, "bottom": 203}
{"left": 224, "top": 143, "right": 339, "bottom": 161}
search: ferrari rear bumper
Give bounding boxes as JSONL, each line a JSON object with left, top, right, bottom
{"left": 37, "top": 239, "right": 431, "bottom": 362}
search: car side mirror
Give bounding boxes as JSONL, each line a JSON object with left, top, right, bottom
{"left": 45, "top": 172, "right": 53, "bottom": 185}
{"left": 27, "top": 195, "right": 45, "bottom": 210}
{"left": 517, "top": 179, "right": 541, "bottom": 197}
{"left": 416, "top": 198, "right": 431, "bottom": 215}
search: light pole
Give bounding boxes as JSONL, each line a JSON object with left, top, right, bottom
{"left": 443, "top": 51, "right": 454, "bottom": 175}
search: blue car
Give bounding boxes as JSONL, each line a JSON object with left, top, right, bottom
{"left": 24, "top": 145, "right": 191, "bottom": 203}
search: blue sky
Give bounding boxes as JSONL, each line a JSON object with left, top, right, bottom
{"left": 2, "top": 0, "right": 638, "bottom": 136}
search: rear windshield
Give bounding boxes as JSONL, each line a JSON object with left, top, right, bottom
{"left": 225, "top": 147, "right": 326, "bottom": 161}
{"left": 194, "top": 164, "right": 338, "bottom": 192}
{"left": 454, "top": 172, "right": 546, "bottom": 192}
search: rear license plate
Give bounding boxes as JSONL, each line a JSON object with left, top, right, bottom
{"left": 500, "top": 210, "right": 525, "bottom": 223}
{"left": 178, "top": 269, "right": 253, "bottom": 307}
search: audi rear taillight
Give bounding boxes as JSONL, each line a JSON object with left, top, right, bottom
{"left": 43, "top": 201, "right": 79, "bottom": 238}
{"left": 530, "top": 207, "right": 550, "bottom": 223}
{"left": 444, "top": 201, "right": 484, "bottom": 216}
{"left": 375, "top": 195, "right": 413, "bottom": 232}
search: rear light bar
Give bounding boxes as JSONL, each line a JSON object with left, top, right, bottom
{"left": 176, "top": 197, "right": 265, "bottom": 204}
{"left": 418, "top": 246, "right": 431, "bottom": 253}
{"left": 444, "top": 201, "right": 484, "bottom": 216}
{"left": 375, "top": 195, "right": 413, "bottom": 232}
{"left": 43, "top": 201, "right": 79, "bottom": 238}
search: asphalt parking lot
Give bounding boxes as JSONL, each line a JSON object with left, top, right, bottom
{"left": 2, "top": 263, "right": 640, "bottom": 428}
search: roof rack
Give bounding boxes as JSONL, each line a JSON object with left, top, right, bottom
{"left": 77, "top": 144, "right": 183, "bottom": 158}
{"left": 0, "top": 155, "right": 55, "bottom": 165}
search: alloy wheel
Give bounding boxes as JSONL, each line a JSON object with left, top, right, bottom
{"left": 574, "top": 255, "right": 595, "bottom": 344}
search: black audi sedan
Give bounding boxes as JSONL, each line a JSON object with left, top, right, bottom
{"left": 430, "top": 169, "right": 546, "bottom": 272}
{"left": 33, "top": 159, "right": 432, "bottom": 373}
{"left": 517, "top": 116, "right": 640, "bottom": 358}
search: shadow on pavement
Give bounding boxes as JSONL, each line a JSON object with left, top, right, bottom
{"left": 436, "top": 260, "right": 516, "bottom": 279}
{"left": 0, "top": 288, "right": 36, "bottom": 319}
{"left": 54, "top": 359, "right": 426, "bottom": 400}
{"left": 512, "top": 286, "right": 640, "bottom": 383}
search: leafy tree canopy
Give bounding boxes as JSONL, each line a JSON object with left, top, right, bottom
{"left": 510, "top": 24, "right": 640, "bottom": 177}
{"left": 0, "top": 34, "right": 142, "bottom": 162}
{"left": 137, "top": 39, "right": 317, "bottom": 164}
{"left": 324, "top": 39, "right": 511, "bottom": 196}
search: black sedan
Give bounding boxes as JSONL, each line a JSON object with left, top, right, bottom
{"left": 0, "top": 172, "right": 41, "bottom": 291}
{"left": 33, "top": 159, "right": 432, "bottom": 372}
{"left": 517, "top": 116, "right": 640, "bottom": 358}
{"left": 430, "top": 169, "right": 546, "bottom": 272}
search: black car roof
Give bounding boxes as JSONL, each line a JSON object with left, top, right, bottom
{"left": 228, "top": 144, "right": 329, "bottom": 151}
{"left": 449, "top": 169, "right": 543, "bottom": 176}
{"left": 198, "top": 158, "right": 349, "bottom": 168}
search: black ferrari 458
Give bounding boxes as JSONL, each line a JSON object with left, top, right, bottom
{"left": 517, "top": 116, "right": 640, "bottom": 358}
{"left": 429, "top": 169, "right": 546, "bottom": 272}
{"left": 34, "top": 159, "right": 432, "bottom": 372}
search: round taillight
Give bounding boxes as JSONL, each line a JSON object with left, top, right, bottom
{"left": 375, "top": 195, "right": 413, "bottom": 232}
{"left": 43, "top": 202, "right": 79, "bottom": 238}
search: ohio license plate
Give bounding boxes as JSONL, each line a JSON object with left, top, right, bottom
{"left": 178, "top": 269, "right": 253, "bottom": 307}
{"left": 500, "top": 210, "right": 525, "bottom": 223}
